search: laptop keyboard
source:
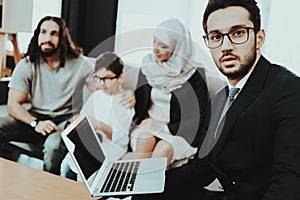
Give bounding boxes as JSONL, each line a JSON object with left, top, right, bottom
{"left": 99, "top": 161, "right": 140, "bottom": 193}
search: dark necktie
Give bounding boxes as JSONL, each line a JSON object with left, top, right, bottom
{"left": 224, "top": 87, "right": 240, "bottom": 114}
{"left": 214, "top": 87, "right": 240, "bottom": 139}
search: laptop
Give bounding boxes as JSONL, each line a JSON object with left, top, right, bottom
{"left": 61, "top": 114, "right": 167, "bottom": 197}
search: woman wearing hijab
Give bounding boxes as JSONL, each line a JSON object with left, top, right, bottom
{"left": 129, "top": 18, "right": 209, "bottom": 169}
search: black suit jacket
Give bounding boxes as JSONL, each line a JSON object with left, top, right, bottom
{"left": 137, "top": 56, "right": 300, "bottom": 200}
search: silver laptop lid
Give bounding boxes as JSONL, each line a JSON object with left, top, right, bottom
{"left": 65, "top": 116, "right": 105, "bottom": 187}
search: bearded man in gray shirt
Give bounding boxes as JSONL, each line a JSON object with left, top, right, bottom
{"left": 0, "top": 16, "right": 95, "bottom": 175}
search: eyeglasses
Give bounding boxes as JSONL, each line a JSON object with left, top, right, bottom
{"left": 203, "top": 27, "right": 255, "bottom": 49}
{"left": 92, "top": 75, "right": 118, "bottom": 83}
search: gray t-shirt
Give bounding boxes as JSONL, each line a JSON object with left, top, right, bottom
{"left": 9, "top": 55, "right": 95, "bottom": 117}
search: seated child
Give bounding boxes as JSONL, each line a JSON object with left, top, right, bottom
{"left": 60, "top": 52, "right": 134, "bottom": 181}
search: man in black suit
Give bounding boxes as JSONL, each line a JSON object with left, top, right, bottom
{"left": 132, "top": 0, "right": 300, "bottom": 199}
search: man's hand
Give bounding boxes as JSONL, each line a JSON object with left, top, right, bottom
{"left": 120, "top": 89, "right": 136, "bottom": 108}
{"left": 35, "top": 120, "right": 59, "bottom": 136}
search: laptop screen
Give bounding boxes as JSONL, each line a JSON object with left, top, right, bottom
{"left": 67, "top": 117, "right": 105, "bottom": 183}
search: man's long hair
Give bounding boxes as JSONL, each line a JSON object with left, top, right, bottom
{"left": 23, "top": 16, "right": 83, "bottom": 67}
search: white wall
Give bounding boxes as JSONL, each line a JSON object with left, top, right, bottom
{"left": 11, "top": 0, "right": 62, "bottom": 53}
{"left": 263, "top": 0, "right": 300, "bottom": 76}
{"left": 115, "top": 0, "right": 211, "bottom": 68}
{"left": 115, "top": 0, "right": 300, "bottom": 76}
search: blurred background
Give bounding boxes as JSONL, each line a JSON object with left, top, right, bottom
{"left": 1, "top": 0, "right": 299, "bottom": 79}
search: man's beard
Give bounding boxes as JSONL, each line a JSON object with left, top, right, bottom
{"left": 227, "top": 49, "right": 256, "bottom": 80}
{"left": 40, "top": 43, "right": 59, "bottom": 57}
{"left": 220, "top": 44, "right": 257, "bottom": 80}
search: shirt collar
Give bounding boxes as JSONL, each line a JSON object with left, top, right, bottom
{"left": 227, "top": 69, "right": 253, "bottom": 90}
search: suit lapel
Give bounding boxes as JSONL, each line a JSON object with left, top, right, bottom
{"left": 210, "top": 56, "right": 271, "bottom": 158}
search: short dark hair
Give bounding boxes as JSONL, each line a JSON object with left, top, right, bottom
{"left": 202, "top": 0, "right": 261, "bottom": 34}
{"left": 95, "top": 52, "right": 124, "bottom": 77}
{"left": 24, "top": 16, "right": 83, "bottom": 68}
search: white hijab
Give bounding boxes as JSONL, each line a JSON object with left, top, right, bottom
{"left": 141, "top": 18, "right": 203, "bottom": 92}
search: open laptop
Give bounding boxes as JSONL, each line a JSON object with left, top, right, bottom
{"left": 61, "top": 114, "right": 167, "bottom": 197}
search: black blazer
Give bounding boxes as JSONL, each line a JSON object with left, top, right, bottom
{"left": 131, "top": 68, "right": 209, "bottom": 147}
{"left": 143, "top": 56, "right": 300, "bottom": 200}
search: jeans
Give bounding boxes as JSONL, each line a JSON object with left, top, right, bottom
{"left": 60, "top": 153, "right": 84, "bottom": 182}
{"left": 0, "top": 110, "right": 72, "bottom": 175}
